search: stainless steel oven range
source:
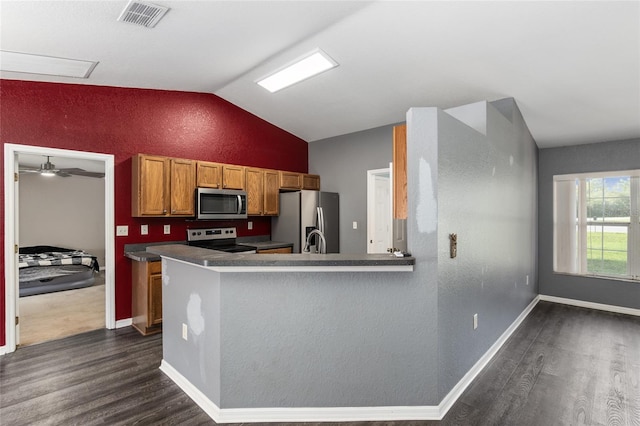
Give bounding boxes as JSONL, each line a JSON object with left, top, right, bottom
{"left": 186, "top": 227, "right": 256, "bottom": 253}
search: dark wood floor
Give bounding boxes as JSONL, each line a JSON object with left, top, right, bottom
{"left": 1, "top": 301, "right": 639, "bottom": 426}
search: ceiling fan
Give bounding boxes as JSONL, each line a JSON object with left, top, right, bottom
{"left": 18, "top": 156, "right": 105, "bottom": 178}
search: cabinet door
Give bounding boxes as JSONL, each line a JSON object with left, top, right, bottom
{"left": 222, "top": 165, "right": 246, "bottom": 190}
{"left": 170, "top": 158, "right": 196, "bottom": 215}
{"left": 196, "top": 161, "right": 222, "bottom": 188}
{"left": 148, "top": 272, "right": 163, "bottom": 326}
{"left": 392, "top": 124, "right": 407, "bottom": 219}
{"left": 264, "top": 169, "right": 279, "bottom": 215}
{"left": 258, "top": 247, "right": 292, "bottom": 254}
{"left": 279, "top": 171, "right": 302, "bottom": 190}
{"left": 246, "top": 168, "right": 264, "bottom": 215}
{"left": 302, "top": 174, "right": 320, "bottom": 190}
{"left": 133, "top": 154, "right": 169, "bottom": 216}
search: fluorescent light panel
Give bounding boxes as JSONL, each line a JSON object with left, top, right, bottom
{"left": 0, "top": 51, "right": 98, "bottom": 79}
{"left": 257, "top": 49, "right": 338, "bottom": 93}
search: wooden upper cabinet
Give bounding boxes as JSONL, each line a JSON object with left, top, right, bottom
{"left": 393, "top": 124, "right": 407, "bottom": 219}
{"left": 222, "top": 165, "right": 245, "bottom": 190}
{"left": 169, "top": 158, "right": 196, "bottom": 216}
{"left": 302, "top": 174, "right": 320, "bottom": 190}
{"left": 246, "top": 167, "right": 279, "bottom": 216}
{"left": 196, "top": 161, "right": 222, "bottom": 188}
{"left": 279, "top": 171, "right": 302, "bottom": 190}
{"left": 246, "top": 168, "right": 264, "bottom": 215}
{"left": 132, "top": 154, "right": 195, "bottom": 217}
{"left": 132, "top": 154, "right": 169, "bottom": 216}
{"left": 263, "top": 169, "right": 279, "bottom": 215}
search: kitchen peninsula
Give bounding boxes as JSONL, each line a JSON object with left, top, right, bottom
{"left": 145, "top": 244, "right": 415, "bottom": 423}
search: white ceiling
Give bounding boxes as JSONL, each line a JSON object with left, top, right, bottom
{"left": 1, "top": 1, "right": 639, "bottom": 149}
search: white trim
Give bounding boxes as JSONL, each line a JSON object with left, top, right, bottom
{"left": 0, "top": 345, "right": 10, "bottom": 356}
{"left": 160, "top": 360, "right": 439, "bottom": 423}
{"left": 554, "top": 169, "right": 640, "bottom": 181}
{"left": 437, "top": 296, "right": 540, "bottom": 418}
{"left": 539, "top": 294, "right": 640, "bottom": 317}
{"left": 115, "top": 318, "right": 133, "bottom": 328}
{"left": 3, "top": 144, "right": 115, "bottom": 353}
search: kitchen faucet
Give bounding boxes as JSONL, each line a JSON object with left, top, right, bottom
{"left": 303, "top": 229, "right": 326, "bottom": 254}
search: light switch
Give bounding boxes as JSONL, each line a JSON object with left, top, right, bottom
{"left": 164, "top": 224, "right": 171, "bottom": 234}
{"left": 116, "top": 225, "right": 129, "bottom": 236}
{"left": 353, "top": 221, "right": 358, "bottom": 229}
{"left": 141, "top": 225, "right": 148, "bottom": 235}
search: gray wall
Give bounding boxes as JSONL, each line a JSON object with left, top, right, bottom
{"left": 538, "top": 138, "right": 640, "bottom": 309}
{"left": 162, "top": 258, "right": 438, "bottom": 408}
{"left": 162, "top": 98, "right": 539, "bottom": 411}
{"left": 309, "top": 124, "right": 399, "bottom": 253}
{"left": 19, "top": 173, "right": 106, "bottom": 266}
{"left": 407, "top": 98, "right": 538, "bottom": 399}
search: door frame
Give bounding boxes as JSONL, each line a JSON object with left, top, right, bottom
{"left": 3, "top": 143, "right": 115, "bottom": 354}
{"left": 367, "top": 167, "right": 392, "bottom": 254}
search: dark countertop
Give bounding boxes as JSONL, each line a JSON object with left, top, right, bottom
{"left": 125, "top": 251, "right": 162, "bottom": 262}
{"left": 124, "top": 238, "right": 294, "bottom": 262}
{"left": 145, "top": 244, "right": 414, "bottom": 270}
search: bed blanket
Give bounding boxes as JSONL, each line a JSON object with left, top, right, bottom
{"left": 19, "top": 250, "right": 99, "bottom": 271}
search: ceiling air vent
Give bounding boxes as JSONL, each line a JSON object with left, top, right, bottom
{"left": 117, "top": 1, "right": 169, "bottom": 28}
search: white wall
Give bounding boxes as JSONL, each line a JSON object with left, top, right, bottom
{"left": 19, "top": 173, "right": 105, "bottom": 266}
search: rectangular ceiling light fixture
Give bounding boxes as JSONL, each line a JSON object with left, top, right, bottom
{"left": 257, "top": 49, "right": 338, "bottom": 93}
{"left": 0, "top": 51, "right": 98, "bottom": 78}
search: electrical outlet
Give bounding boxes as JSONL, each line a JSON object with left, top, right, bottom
{"left": 164, "top": 224, "right": 171, "bottom": 235}
{"left": 353, "top": 221, "right": 358, "bottom": 229}
{"left": 248, "top": 221, "right": 253, "bottom": 230}
{"left": 473, "top": 313, "right": 478, "bottom": 330}
{"left": 141, "top": 224, "right": 148, "bottom": 235}
{"left": 116, "top": 225, "right": 129, "bottom": 236}
{"left": 182, "top": 323, "right": 188, "bottom": 341}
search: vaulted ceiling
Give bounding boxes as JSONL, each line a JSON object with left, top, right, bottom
{"left": 1, "top": 1, "right": 639, "bottom": 148}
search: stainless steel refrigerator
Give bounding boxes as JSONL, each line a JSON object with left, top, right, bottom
{"left": 272, "top": 191, "right": 340, "bottom": 253}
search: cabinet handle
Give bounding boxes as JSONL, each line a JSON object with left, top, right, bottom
{"left": 163, "top": 209, "right": 167, "bottom": 214}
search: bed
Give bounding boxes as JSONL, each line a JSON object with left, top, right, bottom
{"left": 18, "top": 246, "right": 100, "bottom": 297}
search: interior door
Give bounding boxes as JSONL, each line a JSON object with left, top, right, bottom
{"left": 367, "top": 169, "right": 391, "bottom": 253}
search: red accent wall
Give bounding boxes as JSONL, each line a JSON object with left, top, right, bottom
{"left": 0, "top": 79, "right": 308, "bottom": 347}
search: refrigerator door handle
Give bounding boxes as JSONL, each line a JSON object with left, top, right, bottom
{"left": 318, "top": 207, "right": 325, "bottom": 234}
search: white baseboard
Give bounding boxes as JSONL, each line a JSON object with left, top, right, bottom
{"left": 0, "top": 345, "right": 9, "bottom": 356}
{"left": 115, "top": 318, "right": 132, "bottom": 328}
{"left": 159, "top": 297, "right": 542, "bottom": 423}
{"left": 160, "top": 360, "right": 439, "bottom": 423}
{"left": 437, "top": 295, "right": 540, "bottom": 418}
{"left": 539, "top": 294, "right": 640, "bottom": 317}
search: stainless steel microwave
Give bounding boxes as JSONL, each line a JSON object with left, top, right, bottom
{"left": 195, "top": 188, "right": 247, "bottom": 220}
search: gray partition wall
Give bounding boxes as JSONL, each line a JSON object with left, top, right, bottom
{"left": 538, "top": 138, "right": 640, "bottom": 309}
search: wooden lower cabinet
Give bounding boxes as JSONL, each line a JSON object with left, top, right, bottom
{"left": 257, "top": 247, "right": 293, "bottom": 254}
{"left": 132, "top": 260, "right": 162, "bottom": 336}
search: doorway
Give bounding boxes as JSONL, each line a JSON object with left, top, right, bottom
{"left": 3, "top": 144, "right": 115, "bottom": 354}
{"left": 367, "top": 167, "right": 392, "bottom": 254}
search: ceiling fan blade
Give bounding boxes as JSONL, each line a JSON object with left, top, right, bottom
{"left": 18, "top": 168, "right": 40, "bottom": 174}
{"left": 56, "top": 171, "right": 72, "bottom": 177}
{"left": 59, "top": 168, "right": 105, "bottom": 178}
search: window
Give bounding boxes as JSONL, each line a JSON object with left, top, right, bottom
{"left": 554, "top": 170, "right": 639, "bottom": 281}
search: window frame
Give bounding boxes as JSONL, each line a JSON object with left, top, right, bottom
{"left": 553, "top": 169, "right": 640, "bottom": 282}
